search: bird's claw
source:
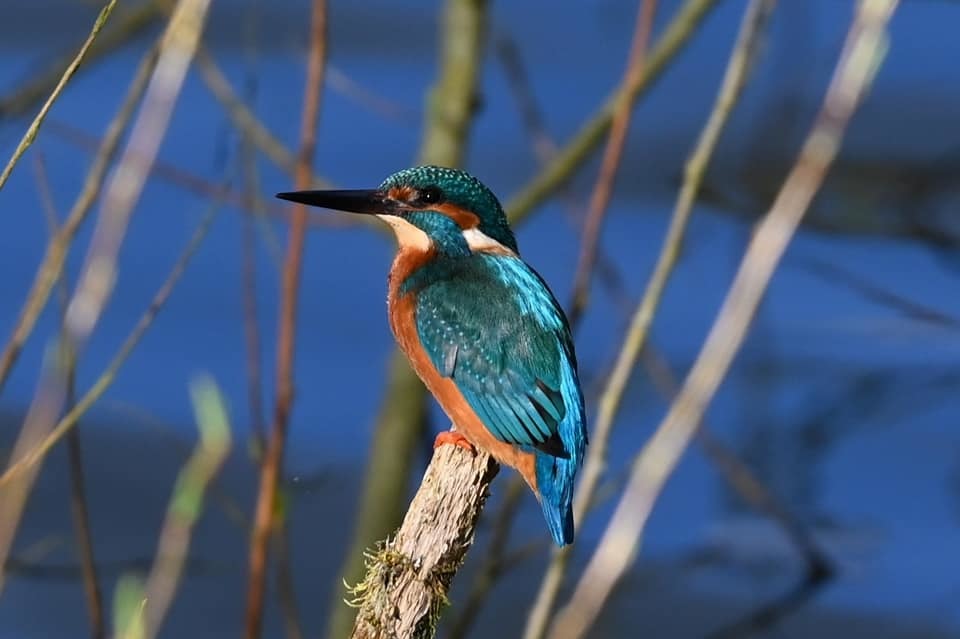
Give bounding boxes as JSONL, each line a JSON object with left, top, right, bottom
{"left": 434, "top": 430, "right": 476, "bottom": 453}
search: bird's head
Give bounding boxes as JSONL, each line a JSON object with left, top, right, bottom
{"left": 277, "top": 165, "right": 518, "bottom": 255}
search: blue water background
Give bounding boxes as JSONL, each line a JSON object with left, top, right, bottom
{"left": 1, "top": 0, "right": 959, "bottom": 636}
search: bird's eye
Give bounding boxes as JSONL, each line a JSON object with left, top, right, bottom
{"left": 415, "top": 186, "right": 444, "bottom": 206}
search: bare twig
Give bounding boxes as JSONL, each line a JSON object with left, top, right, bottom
{"left": 494, "top": 34, "right": 560, "bottom": 165}
{"left": 140, "top": 376, "right": 233, "bottom": 639}
{"left": 349, "top": 448, "right": 499, "bottom": 639}
{"left": 44, "top": 118, "right": 320, "bottom": 227}
{"left": 244, "top": 1, "right": 327, "bottom": 637}
{"left": 550, "top": 2, "right": 898, "bottom": 637}
{"left": 523, "top": 2, "right": 774, "bottom": 637}
{"left": 0, "top": 3, "right": 212, "bottom": 584}
{"left": 0, "top": 27, "right": 198, "bottom": 594}
{"left": 0, "top": 200, "right": 222, "bottom": 491}
{"left": 0, "top": 39, "right": 158, "bottom": 398}
{"left": 706, "top": 570, "right": 829, "bottom": 639}
{"left": 797, "top": 256, "right": 960, "bottom": 330}
{"left": 33, "top": 156, "right": 105, "bottom": 639}
{"left": 327, "top": 66, "right": 418, "bottom": 125}
{"left": 195, "top": 48, "right": 333, "bottom": 189}
{"left": 569, "top": 0, "right": 659, "bottom": 327}
{"left": 640, "top": 345, "right": 833, "bottom": 578}
{"left": 505, "top": 0, "right": 721, "bottom": 224}
{"left": 0, "top": 0, "right": 166, "bottom": 119}
{"left": 0, "top": 0, "right": 118, "bottom": 193}
{"left": 196, "top": 49, "right": 297, "bottom": 178}
{"left": 63, "top": 0, "right": 209, "bottom": 348}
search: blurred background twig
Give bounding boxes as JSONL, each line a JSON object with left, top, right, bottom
{"left": 0, "top": 0, "right": 117, "bottom": 193}
{"left": 33, "top": 154, "right": 105, "bottom": 639}
{"left": 326, "top": 1, "right": 488, "bottom": 637}
{"left": 549, "top": 2, "right": 899, "bottom": 637}
{"left": 525, "top": 1, "right": 775, "bottom": 636}
{"left": 244, "top": 1, "right": 327, "bottom": 638}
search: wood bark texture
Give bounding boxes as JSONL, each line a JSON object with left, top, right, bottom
{"left": 350, "top": 445, "right": 499, "bottom": 639}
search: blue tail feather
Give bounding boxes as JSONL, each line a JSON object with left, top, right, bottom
{"left": 535, "top": 355, "right": 586, "bottom": 546}
{"left": 535, "top": 451, "right": 577, "bottom": 546}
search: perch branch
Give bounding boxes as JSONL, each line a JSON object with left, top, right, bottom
{"left": 349, "top": 447, "right": 499, "bottom": 639}
{"left": 550, "top": 2, "right": 898, "bottom": 637}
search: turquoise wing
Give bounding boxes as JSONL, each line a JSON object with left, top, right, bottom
{"left": 413, "top": 254, "right": 579, "bottom": 458}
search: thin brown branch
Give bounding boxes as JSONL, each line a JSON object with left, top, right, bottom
{"left": 523, "top": 0, "right": 774, "bottom": 635}
{"left": 453, "top": 37, "right": 625, "bottom": 629}
{"left": 0, "top": 44, "right": 158, "bottom": 398}
{"left": 550, "top": 2, "right": 898, "bottom": 637}
{"left": 0, "top": 0, "right": 118, "bottom": 193}
{"left": 349, "top": 447, "right": 499, "bottom": 639}
{"left": 568, "top": 0, "right": 659, "bottom": 327}
{"left": 244, "top": 1, "right": 327, "bottom": 637}
{"left": 32, "top": 156, "right": 105, "bottom": 639}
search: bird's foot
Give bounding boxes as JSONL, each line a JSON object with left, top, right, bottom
{"left": 434, "top": 430, "right": 476, "bottom": 453}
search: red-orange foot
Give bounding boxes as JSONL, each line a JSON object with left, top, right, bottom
{"left": 434, "top": 430, "right": 476, "bottom": 453}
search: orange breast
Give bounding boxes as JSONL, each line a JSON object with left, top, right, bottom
{"left": 386, "top": 248, "right": 539, "bottom": 494}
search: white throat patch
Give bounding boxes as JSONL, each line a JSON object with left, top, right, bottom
{"left": 378, "top": 216, "right": 516, "bottom": 256}
{"left": 378, "top": 215, "right": 431, "bottom": 251}
{"left": 462, "top": 228, "right": 516, "bottom": 256}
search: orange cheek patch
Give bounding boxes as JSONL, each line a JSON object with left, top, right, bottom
{"left": 432, "top": 203, "right": 480, "bottom": 229}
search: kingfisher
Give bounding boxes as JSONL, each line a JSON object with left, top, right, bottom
{"left": 277, "top": 166, "right": 587, "bottom": 546}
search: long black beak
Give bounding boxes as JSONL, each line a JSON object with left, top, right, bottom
{"left": 275, "top": 189, "right": 398, "bottom": 216}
